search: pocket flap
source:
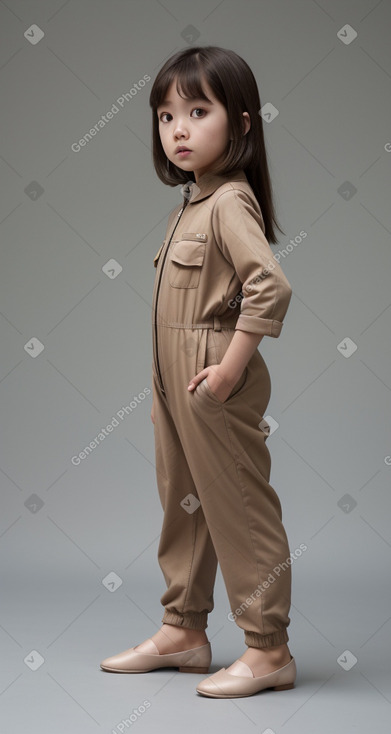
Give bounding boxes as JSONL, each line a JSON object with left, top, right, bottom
{"left": 153, "top": 241, "right": 165, "bottom": 267}
{"left": 170, "top": 240, "right": 206, "bottom": 267}
{"left": 180, "top": 232, "right": 208, "bottom": 242}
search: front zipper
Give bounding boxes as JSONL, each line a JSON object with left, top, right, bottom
{"left": 153, "top": 197, "right": 189, "bottom": 394}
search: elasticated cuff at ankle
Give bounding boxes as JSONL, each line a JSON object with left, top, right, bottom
{"left": 244, "top": 628, "right": 289, "bottom": 649}
{"left": 162, "top": 607, "right": 208, "bottom": 631}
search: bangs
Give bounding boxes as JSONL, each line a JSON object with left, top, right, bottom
{"left": 150, "top": 57, "right": 214, "bottom": 112}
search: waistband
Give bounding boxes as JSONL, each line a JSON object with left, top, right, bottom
{"left": 154, "top": 315, "right": 238, "bottom": 331}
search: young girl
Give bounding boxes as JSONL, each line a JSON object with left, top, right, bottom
{"left": 101, "top": 45, "right": 296, "bottom": 698}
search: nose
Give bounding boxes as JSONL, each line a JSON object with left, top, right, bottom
{"left": 173, "top": 116, "right": 189, "bottom": 140}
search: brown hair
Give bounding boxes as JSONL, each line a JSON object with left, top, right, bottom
{"left": 149, "top": 45, "right": 285, "bottom": 243}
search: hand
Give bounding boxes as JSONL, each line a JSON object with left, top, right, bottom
{"left": 187, "top": 364, "right": 236, "bottom": 404}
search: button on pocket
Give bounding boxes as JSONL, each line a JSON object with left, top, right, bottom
{"left": 169, "top": 234, "right": 207, "bottom": 288}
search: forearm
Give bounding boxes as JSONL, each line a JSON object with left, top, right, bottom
{"left": 218, "top": 329, "right": 263, "bottom": 387}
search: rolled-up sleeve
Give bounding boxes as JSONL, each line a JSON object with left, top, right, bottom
{"left": 211, "top": 188, "right": 293, "bottom": 337}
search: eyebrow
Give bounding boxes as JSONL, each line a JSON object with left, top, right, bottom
{"left": 157, "top": 97, "right": 212, "bottom": 109}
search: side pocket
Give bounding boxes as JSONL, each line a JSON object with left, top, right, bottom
{"left": 202, "top": 367, "right": 248, "bottom": 403}
{"left": 195, "top": 329, "right": 208, "bottom": 375}
{"left": 227, "top": 367, "right": 248, "bottom": 399}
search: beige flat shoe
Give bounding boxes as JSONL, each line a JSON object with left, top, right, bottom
{"left": 196, "top": 655, "right": 296, "bottom": 698}
{"left": 100, "top": 639, "right": 211, "bottom": 674}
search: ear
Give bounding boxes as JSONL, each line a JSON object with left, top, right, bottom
{"left": 242, "top": 111, "right": 251, "bottom": 136}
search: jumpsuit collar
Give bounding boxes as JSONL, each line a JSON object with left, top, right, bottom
{"left": 182, "top": 167, "right": 248, "bottom": 205}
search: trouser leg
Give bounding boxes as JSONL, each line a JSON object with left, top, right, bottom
{"left": 152, "top": 368, "right": 218, "bottom": 631}
{"left": 166, "top": 329, "right": 292, "bottom": 649}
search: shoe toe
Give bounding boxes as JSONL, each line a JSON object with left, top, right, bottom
{"left": 100, "top": 648, "right": 136, "bottom": 671}
{"left": 196, "top": 668, "right": 231, "bottom": 696}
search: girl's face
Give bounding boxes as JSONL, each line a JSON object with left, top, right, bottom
{"left": 157, "top": 76, "right": 232, "bottom": 182}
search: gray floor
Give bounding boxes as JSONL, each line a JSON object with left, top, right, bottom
{"left": 1, "top": 570, "right": 390, "bottom": 733}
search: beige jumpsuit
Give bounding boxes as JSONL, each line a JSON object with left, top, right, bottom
{"left": 151, "top": 168, "right": 293, "bottom": 649}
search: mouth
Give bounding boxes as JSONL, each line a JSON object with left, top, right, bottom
{"left": 175, "top": 146, "right": 192, "bottom": 155}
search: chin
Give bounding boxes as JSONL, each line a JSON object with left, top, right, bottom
{"left": 176, "top": 162, "right": 194, "bottom": 171}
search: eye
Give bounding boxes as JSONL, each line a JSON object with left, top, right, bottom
{"left": 158, "top": 107, "right": 206, "bottom": 123}
{"left": 191, "top": 107, "right": 205, "bottom": 118}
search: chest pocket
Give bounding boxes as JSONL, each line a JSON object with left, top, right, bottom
{"left": 169, "top": 233, "right": 208, "bottom": 288}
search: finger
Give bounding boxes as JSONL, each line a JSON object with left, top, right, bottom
{"left": 187, "top": 371, "right": 207, "bottom": 390}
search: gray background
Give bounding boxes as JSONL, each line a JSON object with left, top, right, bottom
{"left": 1, "top": 0, "right": 390, "bottom": 731}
